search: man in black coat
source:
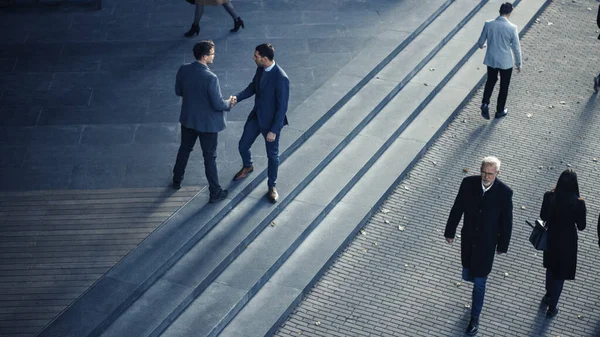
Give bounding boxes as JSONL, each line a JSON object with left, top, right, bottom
{"left": 444, "top": 156, "right": 513, "bottom": 336}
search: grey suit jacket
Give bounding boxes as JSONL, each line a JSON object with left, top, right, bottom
{"left": 478, "top": 16, "right": 521, "bottom": 70}
{"left": 175, "top": 62, "right": 231, "bottom": 133}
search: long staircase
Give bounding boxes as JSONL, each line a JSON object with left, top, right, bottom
{"left": 36, "top": 0, "right": 550, "bottom": 336}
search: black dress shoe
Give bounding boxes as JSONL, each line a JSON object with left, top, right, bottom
{"left": 466, "top": 316, "right": 479, "bottom": 335}
{"left": 546, "top": 306, "right": 559, "bottom": 318}
{"left": 172, "top": 180, "right": 181, "bottom": 190}
{"left": 480, "top": 104, "right": 490, "bottom": 120}
{"left": 495, "top": 108, "right": 508, "bottom": 119}
{"left": 209, "top": 189, "right": 228, "bottom": 203}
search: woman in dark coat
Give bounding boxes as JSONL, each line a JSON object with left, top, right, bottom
{"left": 540, "top": 169, "right": 586, "bottom": 318}
{"left": 184, "top": 0, "right": 244, "bottom": 37}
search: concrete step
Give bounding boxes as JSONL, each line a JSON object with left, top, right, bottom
{"left": 34, "top": 1, "right": 456, "bottom": 337}
{"left": 218, "top": 0, "right": 550, "bottom": 336}
{"left": 94, "top": 2, "right": 485, "bottom": 337}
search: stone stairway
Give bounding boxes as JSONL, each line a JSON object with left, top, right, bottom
{"left": 35, "top": 0, "right": 550, "bottom": 336}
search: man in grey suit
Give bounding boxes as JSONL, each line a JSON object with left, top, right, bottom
{"left": 478, "top": 2, "right": 522, "bottom": 120}
{"left": 172, "top": 40, "right": 234, "bottom": 203}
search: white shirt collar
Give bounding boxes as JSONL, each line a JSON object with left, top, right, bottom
{"left": 482, "top": 181, "right": 494, "bottom": 194}
{"left": 264, "top": 62, "right": 276, "bottom": 72}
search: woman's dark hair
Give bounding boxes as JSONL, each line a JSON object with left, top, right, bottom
{"left": 554, "top": 168, "right": 580, "bottom": 204}
{"left": 193, "top": 40, "right": 215, "bottom": 60}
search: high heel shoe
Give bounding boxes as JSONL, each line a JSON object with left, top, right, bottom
{"left": 230, "top": 17, "right": 244, "bottom": 32}
{"left": 184, "top": 24, "right": 200, "bottom": 37}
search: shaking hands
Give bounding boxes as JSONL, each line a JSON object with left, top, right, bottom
{"left": 229, "top": 95, "right": 238, "bottom": 107}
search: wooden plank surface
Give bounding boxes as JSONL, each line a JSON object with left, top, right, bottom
{"left": 0, "top": 186, "right": 203, "bottom": 337}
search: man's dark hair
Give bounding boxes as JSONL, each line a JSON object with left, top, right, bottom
{"left": 499, "top": 2, "right": 513, "bottom": 15}
{"left": 193, "top": 40, "right": 215, "bottom": 60}
{"left": 255, "top": 43, "right": 275, "bottom": 61}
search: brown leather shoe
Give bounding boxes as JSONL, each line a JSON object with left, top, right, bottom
{"left": 233, "top": 165, "right": 254, "bottom": 181}
{"left": 268, "top": 186, "right": 279, "bottom": 203}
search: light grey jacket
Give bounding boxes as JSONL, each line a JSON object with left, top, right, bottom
{"left": 477, "top": 16, "right": 521, "bottom": 70}
{"left": 175, "top": 62, "right": 231, "bottom": 133}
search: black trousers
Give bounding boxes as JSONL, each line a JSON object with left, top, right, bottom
{"left": 173, "top": 125, "right": 221, "bottom": 196}
{"left": 482, "top": 66, "right": 513, "bottom": 113}
{"left": 545, "top": 268, "right": 564, "bottom": 310}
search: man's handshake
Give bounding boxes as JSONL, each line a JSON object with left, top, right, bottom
{"left": 229, "top": 95, "right": 238, "bottom": 107}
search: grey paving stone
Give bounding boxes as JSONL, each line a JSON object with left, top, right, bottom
{"left": 1, "top": 88, "right": 92, "bottom": 107}
{"left": 0, "top": 73, "right": 53, "bottom": 91}
{"left": 0, "top": 107, "right": 41, "bottom": 126}
{"left": 121, "top": 163, "right": 174, "bottom": 189}
{"left": 89, "top": 88, "right": 152, "bottom": 108}
{"left": 0, "top": 125, "right": 83, "bottom": 146}
{"left": 266, "top": 24, "right": 348, "bottom": 39}
{"left": 61, "top": 41, "right": 147, "bottom": 58}
{"left": 0, "top": 58, "right": 17, "bottom": 72}
{"left": 15, "top": 56, "right": 100, "bottom": 73}
{"left": 0, "top": 146, "right": 26, "bottom": 168}
{"left": 68, "top": 163, "right": 126, "bottom": 189}
{"left": 38, "top": 106, "right": 147, "bottom": 125}
{"left": 0, "top": 165, "right": 73, "bottom": 190}
{"left": 80, "top": 125, "right": 135, "bottom": 145}
{"left": 132, "top": 123, "right": 178, "bottom": 144}
{"left": 99, "top": 54, "right": 183, "bottom": 72}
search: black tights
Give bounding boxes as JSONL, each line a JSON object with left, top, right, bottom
{"left": 193, "top": 1, "right": 239, "bottom": 25}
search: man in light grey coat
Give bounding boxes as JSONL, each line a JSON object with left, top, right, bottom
{"left": 477, "top": 2, "right": 522, "bottom": 120}
{"left": 172, "top": 40, "right": 234, "bottom": 203}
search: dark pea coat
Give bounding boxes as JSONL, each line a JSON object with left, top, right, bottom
{"left": 541, "top": 192, "right": 586, "bottom": 280}
{"left": 444, "top": 176, "right": 513, "bottom": 278}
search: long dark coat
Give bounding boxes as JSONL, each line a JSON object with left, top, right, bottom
{"left": 444, "top": 176, "right": 513, "bottom": 277}
{"left": 541, "top": 192, "right": 586, "bottom": 280}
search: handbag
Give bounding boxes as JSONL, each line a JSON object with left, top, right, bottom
{"left": 526, "top": 220, "right": 547, "bottom": 251}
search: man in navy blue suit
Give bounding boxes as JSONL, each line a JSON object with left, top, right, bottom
{"left": 232, "top": 43, "right": 290, "bottom": 203}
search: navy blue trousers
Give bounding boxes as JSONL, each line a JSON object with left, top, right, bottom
{"left": 238, "top": 117, "right": 280, "bottom": 188}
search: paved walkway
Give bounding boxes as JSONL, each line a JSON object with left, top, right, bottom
{"left": 276, "top": 1, "right": 600, "bottom": 336}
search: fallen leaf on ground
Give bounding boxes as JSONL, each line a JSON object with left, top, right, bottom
{"left": 463, "top": 168, "right": 469, "bottom": 173}
{"left": 521, "top": 206, "right": 526, "bottom": 210}
{"left": 398, "top": 226, "right": 405, "bottom": 231}
{"left": 360, "top": 229, "right": 366, "bottom": 235}
{"left": 315, "top": 321, "right": 321, "bottom": 326}
{"left": 381, "top": 208, "right": 391, "bottom": 214}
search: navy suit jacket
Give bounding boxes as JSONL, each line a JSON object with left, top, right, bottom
{"left": 176, "top": 62, "right": 231, "bottom": 133}
{"left": 236, "top": 63, "right": 290, "bottom": 134}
